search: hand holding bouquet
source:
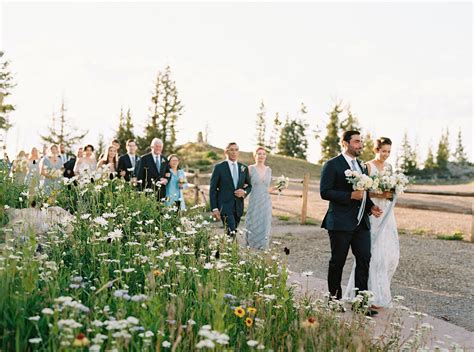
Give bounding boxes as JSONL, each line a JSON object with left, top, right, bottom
{"left": 275, "top": 175, "right": 289, "bottom": 194}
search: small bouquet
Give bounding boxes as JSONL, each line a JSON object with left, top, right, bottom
{"left": 275, "top": 175, "right": 289, "bottom": 194}
{"left": 45, "top": 166, "right": 63, "bottom": 179}
{"left": 344, "top": 169, "right": 376, "bottom": 191}
{"left": 12, "top": 158, "right": 28, "bottom": 174}
{"left": 178, "top": 176, "right": 187, "bottom": 185}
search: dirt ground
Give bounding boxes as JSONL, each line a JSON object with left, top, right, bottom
{"left": 265, "top": 220, "right": 474, "bottom": 332}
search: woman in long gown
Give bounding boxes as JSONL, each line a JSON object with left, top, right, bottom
{"left": 74, "top": 144, "right": 97, "bottom": 177}
{"left": 344, "top": 137, "right": 400, "bottom": 308}
{"left": 11, "top": 150, "right": 28, "bottom": 184}
{"left": 40, "top": 144, "right": 64, "bottom": 195}
{"left": 26, "top": 147, "right": 41, "bottom": 197}
{"left": 244, "top": 146, "right": 273, "bottom": 250}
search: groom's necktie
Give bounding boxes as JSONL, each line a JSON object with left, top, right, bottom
{"left": 231, "top": 162, "right": 238, "bottom": 188}
{"left": 351, "top": 159, "right": 366, "bottom": 225}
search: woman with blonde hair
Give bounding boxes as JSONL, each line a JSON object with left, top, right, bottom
{"left": 26, "top": 147, "right": 41, "bottom": 193}
{"left": 11, "top": 150, "right": 28, "bottom": 184}
{"left": 244, "top": 146, "right": 273, "bottom": 249}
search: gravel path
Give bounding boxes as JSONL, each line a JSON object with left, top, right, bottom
{"left": 269, "top": 220, "right": 474, "bottom": 332}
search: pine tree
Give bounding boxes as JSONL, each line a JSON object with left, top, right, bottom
{"left": 453, "top": 129, "right": 468, "bottom": 165}
{"left": 138, "top": 65, "right": 183, "bottom": 154}
{"left": 255, "top": 100, "right": 266, "bottom": 147}
{"left": 398, "top": 132, "right": 418, "bottom": 175}
{"left": 40, "top": 99, "right": 88, "bottom": 152}
{"left": 0, "top": 51, "right": 15, "bottom": 132}
{"left": 267, "top": 112, "right": 281, "bottom": 154}
{"left": 96, "top": 133, "right": 105, "bottom": 160}
{"left": 339, "top": 106, "right": 360, "bottom": 132}
{"left": 424, "top": 145, "right": 436, "bottom": 170}
{"left": 277, "top": 117, "right": 309, "bottom": 160}
{"left": 115, "top": 107, "right": 135, "bottom": 154}
{"left": 359, "top": 132, "right": 375, "bottom": 162}
{"left": 436, "top": 128, "right": 450, "bottom": 170}
{"left": 320, "top": 103, "right": 343, "bottom": 163}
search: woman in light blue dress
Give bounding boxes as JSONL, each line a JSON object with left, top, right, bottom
{"left": 165, "top": 154, "right": 189, "bottom": 210}
{"left": 40, "top": 144, "right": 64, "bottom": 195}
{"left": 244, "top": 147, "right": 273, "bottom": 250}
{"left": 26, "top": 147, "right": 41, "bottom": 197}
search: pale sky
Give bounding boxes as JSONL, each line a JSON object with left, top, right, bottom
{"left": 1, "top": 1, "right": 472, "bottom": 164}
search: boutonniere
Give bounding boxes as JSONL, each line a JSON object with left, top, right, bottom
{"left": 360, "top": 162, "right": 367, "bottom": 172}
{"left": 240, "top": 165, "right": 246, "bottom": 173}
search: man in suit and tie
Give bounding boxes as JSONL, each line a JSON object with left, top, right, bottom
{"left": 59, "top": 143, "right": 68, "bottom": 165}
{"left": 136, "top": 138, "right": 170, "bottom": 201}
{"left": 320, "top": 130, "right": 383, "bottom": 311}
{"left": 117, "top": 139, "right": 140, "bottom": 182}
{"left": 209, "top": 142, "right": 252, "bottom": 237}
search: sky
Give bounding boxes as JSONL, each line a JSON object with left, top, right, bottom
{"left": 1, "top": 1, "right": 472, "bottom": 164}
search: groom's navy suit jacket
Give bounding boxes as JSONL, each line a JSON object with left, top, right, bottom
{"left": 209, "top": 161, "right": 252, "bottom": 217}
{"left": 320, "top": 154, "right": 374, "bottom": 232}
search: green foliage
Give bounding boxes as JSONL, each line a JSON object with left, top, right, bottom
{"left": 423, "top": 145, "right": 436, "bottom": 170}
{"left": 360, "top": 132, "right": 375, "bottom": 162}
{"left": 339, "top": 107, "right": 360, "bottom": 132}
{"left": 267, "top": 112, "right": 281, "bottom": 154}
{"left": 40, "top": 100, "right": 88, "bottom": 152}
{"left": 435, "top": 128, "right": 450, "bottom": 170}
{"left": 96, "top": 133, "right": 105, "bottom": 160}
{"left": 397, "top": 132, "right": 418, "bottom": 175}
{"left": 255, "top": 100, "right": 266, "bottom": 148}
{"left": 138, "top": 66, "right": 183, "bottom": 155}
{"left": 277, "top": 117, "right": 309, "bottom": 160}
{"left": 436, "top": 231, "right": 464, "bottom": 241}
{"left": 0, "top": 51, "right": 15, "bottom": 132}
{"left": 0, "top": 167, "right": 405, "bottom": 351}
{"left": 320, "top": 103, "right": 343, "bottom": 163}
{"left": 453, "top": 129, "right": 468, "bottom": 165}
{"left": 115, "top": 107, "right": 136, "bottom": 154}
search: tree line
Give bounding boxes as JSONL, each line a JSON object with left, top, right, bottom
{"left": 0, "top": 51, "right": 471, "bottom": 178}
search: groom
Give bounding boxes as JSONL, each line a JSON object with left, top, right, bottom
{"left": 209, "top": 142, "right": 252, "bottom": 237}
{"left": 320, "top": 131, "right": 383, "bottom": 305}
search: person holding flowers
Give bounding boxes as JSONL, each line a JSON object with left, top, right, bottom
{"left": 345, "top": 137, "right": 405, "bottom": 308}
{"left": 11, "top": 150, "right": 28, "bottom": 184}
{"left": 165, "top": 154, "right": 188, "bottom": 210}
{"left": 244, "top": 146, "right": 273, "bottom": 249}
{"left": 39, "top": 144, "right": 64, "bottom": 195}
{"left": 320, "top": 130, "right": 382, "bottom": 314}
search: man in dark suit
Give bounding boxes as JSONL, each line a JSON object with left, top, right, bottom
{"left": 136, "top": 138, "right": 170, "bottom": 201}
{"left": 63, "top": 147, "right": 82, "bottom": 179}
{"left": 209, "top": 142, "right": 252, "bottom": 237}
{"left": 117, "top": 139, "right": 140, "bottom": 182}
{"left": 320, "top": 130, "right": 383, "bottom": 307}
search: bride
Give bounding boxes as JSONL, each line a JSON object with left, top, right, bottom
{"left": 344, "top": 137, "right": 400, "bottom": 308}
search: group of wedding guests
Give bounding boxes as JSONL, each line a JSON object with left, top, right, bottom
{"left": 4, "top": 138, "right": 189, "bottom": 209}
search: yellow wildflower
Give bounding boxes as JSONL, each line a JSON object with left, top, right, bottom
{"left": 234, "top": 306, "right": 245, "bottom": 318}
{"left": 245, "top": 317, "right": 253, "bottom": 327}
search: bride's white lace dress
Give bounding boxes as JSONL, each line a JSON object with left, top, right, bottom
{"left": 344, "top": 161, "right": 400, "bottom": 307}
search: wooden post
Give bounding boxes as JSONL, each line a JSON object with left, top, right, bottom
{"left": 194, "top": 169, "right": 200, "bottom": 205}
{"left": 471, "top": 202, "right": 473, "bottom": 243}
{"left": 301, "top": 173, "right": 310, "bottom": 224}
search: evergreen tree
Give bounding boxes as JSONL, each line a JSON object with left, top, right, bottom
{"left": 359, "top": 132, "right": 375, "bottom": 162}
{"left": 277, "top": 117, "right": 309, "bottom": 160}
{"left": 0, "top": 51, "right": 15, "bottom": 132}
{"left": 138, "top": 65, "right": 183, "bottom": 154}
{"left": 453, "top": 129, "right": 468, "bottom": 164}
{"left": 40, "top": 100, "right": 88, "bottom": 151}
{"left": 320, "top": 103, "right": 343, "bottom": 163}
{"left": 255, "top": 100, "right": 266, "bottom": 147}
{"left": 115, "top": 107, "right": 135, "bottom": 154}
{"left": 424, "top": 145, "right": 436, "bottom": 170}
{"left": 398, "top": 132, "right": 418, "bottom": 175}
{"left": 267, "top": 112, "right": 281, "bottom": 154}
{"left": 436, "top": 128, "right": 450, "bottom": 170}
{"left": 96, "top": 133, "right": 105, "bottom": 160}
{"left": 339, "top": 106, "right": 360, "bottom": 132}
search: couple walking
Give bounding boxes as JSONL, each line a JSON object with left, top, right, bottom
{"left": 321, "top": 130, "right": 400, "bottom": 312}
{"left": 209, "top": 143, "right": 273, "bottom": 249}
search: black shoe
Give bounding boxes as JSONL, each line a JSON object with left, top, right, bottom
{"left": 365, "top": 309, "right": 378, "bottom": 316}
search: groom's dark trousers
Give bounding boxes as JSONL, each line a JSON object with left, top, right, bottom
{"left": 320, "top": 154, "right": 374, "bottom": 299}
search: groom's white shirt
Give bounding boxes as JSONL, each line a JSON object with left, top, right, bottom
{"left": 342, "top": 152, "right": 362, "bottom": 173}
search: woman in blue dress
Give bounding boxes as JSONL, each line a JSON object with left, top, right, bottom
{"left": 165, "top": 154, "right": 188, "bottom": 210}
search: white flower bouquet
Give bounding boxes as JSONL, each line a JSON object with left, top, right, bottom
{"left": 370, "top": 167, "right": 410, "bottom": 200}
{"left": 275, "top": 175, "right": 289, "bottom": 193}
{"left": 344, "top": 169, "right": 377, "bottom": 191}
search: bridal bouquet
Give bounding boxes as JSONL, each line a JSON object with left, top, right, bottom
{"left": 12, "top": 158, "right": 28, "bottom": 174}
{"left": 377, "top": 168, "right": 409, "bottom": 195}
{"left": 344, "top": 169, "right": 377, "bottom": 191}
{"left": 275, "top": 175, "right": 289, "bottom": 193}
{"left": 45, "top": 166, "right": 63, "bottom": 179}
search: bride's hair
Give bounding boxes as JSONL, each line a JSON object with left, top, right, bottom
{"left": 374, "top": 137, "right": 392, "bottom": 152}
{"left": 253, "top": 146, "right": 267, "bottom": 158}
